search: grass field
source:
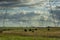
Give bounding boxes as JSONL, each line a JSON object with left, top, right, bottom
{"left": 0, "top": 34, "right": 60, "bottom": 40}
{"left": 0, "top": 27, "right": 60, "bottom": 40}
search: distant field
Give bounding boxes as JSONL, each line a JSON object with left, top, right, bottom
{"left": 0, "top": 27, "right": 60, "bottom": 40}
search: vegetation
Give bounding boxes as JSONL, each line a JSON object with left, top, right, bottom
{"left": 34, "top": 28, "right": 37, "bottom": 30}
{"left": 0, "top": 34, "right": 60, "bottom": 40}
{"left": 29, "top": 29, "right": 32, "bottom": 31}
{"left": 0, "top": 27, "right": 60, "bottom": 40}
{"left": 24, "top": 29, "right": 27, "bottom": 32}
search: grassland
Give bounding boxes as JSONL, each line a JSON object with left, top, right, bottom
{"left": 0, "top": 27, "right": 60, "bottom": 40}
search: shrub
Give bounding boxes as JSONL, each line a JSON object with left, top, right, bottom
{"left": 24, "top": 29, "right": 27, "bottom": 32}
{"left": 29, "top": 29, "right": 32, "bottom": 31}
{"left": 3, "top": 29, "right": 7, "bottom": 31}
{"left": 32, "top": 30, "right": 34, "bottom": 32}
{"left": 48, "top": 28, "right": 50, "bottom": 31}
{"left": 0, "top": 30, "right": 3, "bottom": 33}
{"left": 35, "top": 28, "right": 37, "bottom": 30}
{"left": 47, "top": 26, "right": 50, "bottom": 31}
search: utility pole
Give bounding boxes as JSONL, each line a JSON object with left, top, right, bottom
{"left": 3, "top": 7, "right": 8, "bottom": 28}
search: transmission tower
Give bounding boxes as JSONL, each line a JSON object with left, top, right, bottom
{"left": 49, "top": 0, "right": 57, "bottom": 27}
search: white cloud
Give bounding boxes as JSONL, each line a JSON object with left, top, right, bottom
{"left": 0, "top": 10, "right": 60, "bottom": 27}
{"left": 0, "top": 0, "right": 60, "bottom": 27}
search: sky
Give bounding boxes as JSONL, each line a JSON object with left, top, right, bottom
{"left": 0, "top": 0, "right": 60, "bottom": 27}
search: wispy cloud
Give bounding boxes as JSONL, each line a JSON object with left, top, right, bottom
{"left": 0, "top": 0, "right": 49, "bottom": 7}
{"left": 0, "top": 0, "right": 60, "bottom": 27}
{"left": 0, "top": 10, "right": 60, "bottom": 27}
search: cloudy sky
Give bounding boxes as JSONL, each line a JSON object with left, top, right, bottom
{"left": 0, "top": 0, "right": 60, "bottom": 27}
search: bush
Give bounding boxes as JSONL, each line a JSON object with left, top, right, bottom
{"left": 47, "top": 26, "right": 50, "bottom": 31}
{"left": 3, "top": 29, "right": 7, "bottom": 31}
{"left": 35, "top": 28, "right": 37, "bottom": 30}
{"left": 24, "top": 29, "right": 27, "bottom": 32}
{"left": 0, "top": 30, "right": 3, "bottom": 33}
{"left": 29, "top": 29, "right": 32, "bottom": 31}
{"left": 32, "top": 30, "right": 34, "bottom": 32}
{"left": 48, "top": 28, "right": 50, "bottom": 31}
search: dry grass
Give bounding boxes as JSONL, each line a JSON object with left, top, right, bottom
{"left": 0, "top": 27, "right": 60, "bottom": 40}
{"left": 1, "top": 27, "right": 60, "bottom": 38}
